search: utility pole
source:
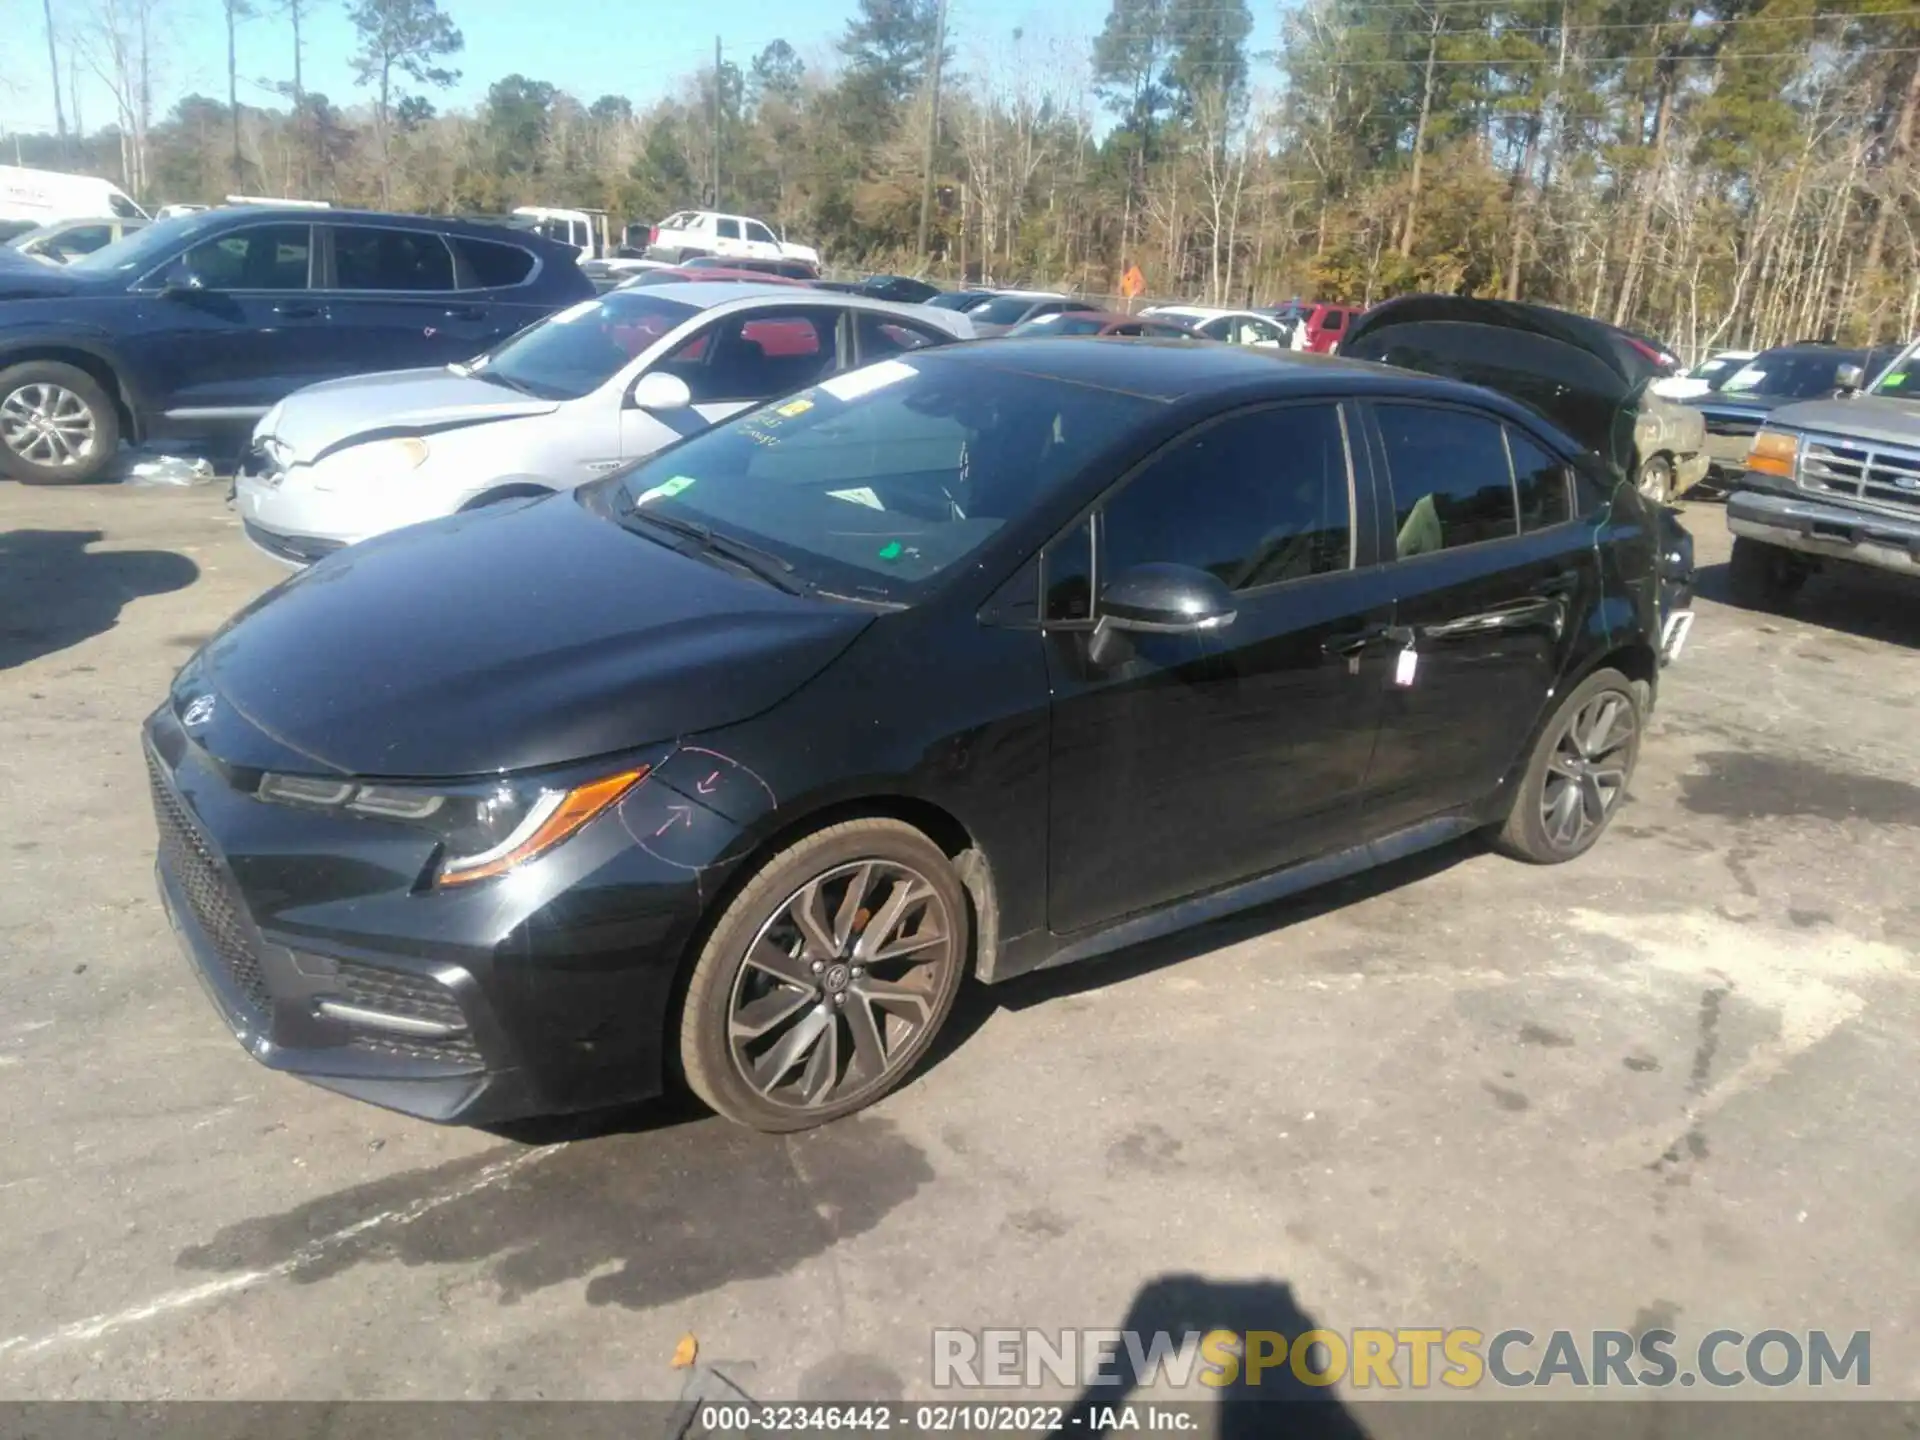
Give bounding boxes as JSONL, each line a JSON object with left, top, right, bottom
{"left": 915, "top": 0, "right": 949, "bottom": 264}
{"left": 42, "top": 0, "right": 68, "bottom": 152}
{"left": 712, "top": 35, "right": 723, "bottom": 209}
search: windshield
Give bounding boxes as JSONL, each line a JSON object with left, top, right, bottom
{"left": 1721, "top": 349, "right": 1858, "bottom": 399}
{"left": 974, "top": 295, "right": 1054, "bottom": 326}
{"left": 64, "top": 210, "right": 226, "bottom": 275}
{"left": 606, "top": 354, "right": 1160, "bottom": 602}
{"left": 474, "top": 291, "right": 697, "bottom": 400}
{"left": 1688, "top": 355, "right": 1749, "bottom": 390}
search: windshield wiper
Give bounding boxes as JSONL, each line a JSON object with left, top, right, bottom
{"left": 619, "top": 504, "right": 809, "bottom": 595}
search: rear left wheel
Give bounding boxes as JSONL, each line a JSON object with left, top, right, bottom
{"left": 679, "top": 819, "right": 969, "bottom": 1131}
{"left": 1495, "top": 667, "right": 1642, "bottom": 864}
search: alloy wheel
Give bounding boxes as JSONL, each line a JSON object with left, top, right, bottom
{"left": 726, "top": 858, "right": 956, "bottom": 1112}
{"left": 0, "top": 383, "right": 99, "bottom": 468}
{"left": 1540, "top": 690, "right": 1636, "bottom": 850}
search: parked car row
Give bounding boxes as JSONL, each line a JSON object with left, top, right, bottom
{"left": 145, "top": 291, "right": 1697, "bottom": 1135}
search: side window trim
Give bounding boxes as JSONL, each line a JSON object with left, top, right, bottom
{"left": 1363, "top": 397, "right": 1530, "bottom": 561}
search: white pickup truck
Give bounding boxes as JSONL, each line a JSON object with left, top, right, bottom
{"left": 644, "top": 210, "right": 820, "bottom": 268}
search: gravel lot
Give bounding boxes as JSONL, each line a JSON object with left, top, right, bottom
{"left": 2, "top": 481, "right": 1917, "bottom": 1411}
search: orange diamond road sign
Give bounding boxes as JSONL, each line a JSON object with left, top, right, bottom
{"left": 1120, "top": 265, "right": 1145, "bottom": 299}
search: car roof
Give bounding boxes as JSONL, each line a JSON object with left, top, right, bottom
{"left": 629, "top": 282, "right": 971, "bottom": 328}
{"left": 204, "top": 205, "right": 576, "bottom": 247}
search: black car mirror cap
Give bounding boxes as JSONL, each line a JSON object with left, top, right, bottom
{"left": 1097, "top": 563, "right": 1238, "bottom": 635}
{"left": 631, "top": 371, "right": 694, "bottom": 412}
{"left": 1834, "top": 363, "right": 1865, "bottom": 392}
{"left": 159, "top": 261, "right": 207, "bottom": 295}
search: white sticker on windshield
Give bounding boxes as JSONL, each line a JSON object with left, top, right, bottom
{"left": 827, "top": 486, "right": 885, "bottom": 511}
{"left": 819, "top": 359, "right": 916, "bottom": 402}
{"left": 549, "top": 300, "right": 602, "bottom": 325}
{"left": 1726, "top": 366, "right": 1765, "bottom": 389}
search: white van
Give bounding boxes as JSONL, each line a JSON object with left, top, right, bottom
{"left": 0, "top": 165, "right": 147, "bottom": 227}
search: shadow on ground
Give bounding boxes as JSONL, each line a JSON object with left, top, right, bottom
{"left": 0, "top": 528, "right": 199, "bottom": 670}
{"left": 1693, "top": 557, "right": 1920, "bottom": 650}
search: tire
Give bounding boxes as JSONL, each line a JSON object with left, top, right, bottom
{"left": 679, "top": 819, "right": 970, "bottom": 1131}
{"left": 1636, "top": 453, "right": 1673, "bottom": 506}
{"left": 1494, "top": 667, "right": 1643, "bottom": 865}
{"left": 0, "top": 360, "right": 120, "bottom": 485}
{"left": 1726, "top": 535, "right": 1806, "bottom": 610}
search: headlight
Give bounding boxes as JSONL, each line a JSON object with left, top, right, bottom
{"left": 257, "top": 765, "right": 648, "bottom": 886}
{"left": 311, "top": 436, "right": 432, "bottom": 492}
{"left": 1747, "top": 429, "right": 1798, "bottom": 479}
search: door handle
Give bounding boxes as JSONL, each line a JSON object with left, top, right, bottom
{"left": 1323, "top": 623, "right": 1414, "bottom": 656}
{"left": 443, "top": 305, "right": 486, "bottom": 322}
{"left": 272, "top": 302, "right": 323, "bottom": 320}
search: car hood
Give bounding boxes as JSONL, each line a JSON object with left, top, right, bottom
{"left": 173, "top": 493, "right": 874, "bottom": 778}
{"left": 264, "top": 366, "right": 561, "bottom": 464}
{"left": 1757, "top": 394, "right": 1920, "bottom": 448}
{"left": 0, "top": 255, "right": 94, "bottom": 299}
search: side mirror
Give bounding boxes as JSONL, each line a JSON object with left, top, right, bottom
{"left": 630, "top": 370, "right": 693, "bottom": 412}
{"left": 159, "top": 260, "right": 207, "bottom": 295}
{"left": 1834, "top": 363, "right": 1865, "bottom": 392}
{"left": 1087, "top": 563, "right": 1236, "bottom": 667}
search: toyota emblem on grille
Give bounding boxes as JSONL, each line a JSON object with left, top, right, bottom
{"left": 182, "top": 694, "right": 217, "bottom": 728}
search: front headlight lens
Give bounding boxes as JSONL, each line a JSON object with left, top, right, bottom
{"left": 256, "top": 766, "right": 648, "bottom": 886}
{"left": 311, "top": 436, "right": 431, "bottom": 492}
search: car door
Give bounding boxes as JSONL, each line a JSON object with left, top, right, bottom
{"left": 1357, "top": 400, "right": 1599, "bottom": 836}
{"left": 129, "top": 219, "right": 325, "bottom": 419}
{"left": 711, "top": 217, "right": 746, "bottom": 260}
{"left": 1043, "top": 400, "right": 1396, "bottom": 936}
{"left": 620, "top": 304, "right": 846, "bottom": 458}
{"left": 743, "top": 219, "right": 781, "bottom": 260}
{"left": 319, "top": 223, "right": 497, "bottom": 374}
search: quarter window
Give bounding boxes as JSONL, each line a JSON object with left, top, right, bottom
{"left": 1376, "top": 405, "right": 1519, "bottom": 557}
{"left": 453, "top": 237, "right": 535, "bottom": 288}
{"left": 857, "top": 312, "right": 945, "bottom": 360}
{"left": 1101, "top": 404, "right": 1353, "bottom": 592}
{"left": 1044, "top": 518, "right": 1095, "bottom": 622}
{"left": 332, "top": 226, "right": 455, "bottom": 291}
{"left": 1506, "top": 429, "right": 1573, "bottom": 531}
{"left": 180, "top": 223, "right": 311, "bottom": 290}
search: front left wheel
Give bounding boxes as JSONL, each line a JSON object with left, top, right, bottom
{"left": 679, "top": 819, "right": 969, "bottom": 1131}
{"left": 1636, "top": 453, "right": 1673, "bottom": 506}
{"left": 0, "top": 361, "right": 120, "bottom": 485}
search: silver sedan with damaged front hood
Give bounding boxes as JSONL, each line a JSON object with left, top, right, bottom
{"left": 233, "top": 282, "right": 975, "bottom": 565}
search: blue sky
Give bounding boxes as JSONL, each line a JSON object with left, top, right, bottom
{"left": 1, "top": 0, "right": 1282, "bottom": 142}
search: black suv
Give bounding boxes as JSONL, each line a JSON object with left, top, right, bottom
{"left": 148, "top": 303, "right": 1692, "bottom": 1132}
{"left": 0, "top": 207, "right": 592, "bottom": 484}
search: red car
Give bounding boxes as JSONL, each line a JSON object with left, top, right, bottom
{"left": 1005, "top": 310, "right": 1198, "bottom": 339}
{"left": 1269, "top": 300, "right": 1365, "bottom": 353}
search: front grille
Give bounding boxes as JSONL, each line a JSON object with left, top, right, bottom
{"left": 334, "top": 959, "right": 480, "bottom": 1066}
{"left": 147, "top": 747, "right": 273, "bottom": 1019}
{"left": 1704, "top": 415, "right": 1762, "bottom": 438}
{"left": 1800, "top": 434, "right": 1920, "bottom": 518}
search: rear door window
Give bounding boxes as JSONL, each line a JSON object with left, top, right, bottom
{"left": 716, "top": 218, "right": 742, "bottom": 241}
{"left": 331, "top": 226, "right": 456, "bottom": 291}
{"left": 857, "top": 312, "right": 948, "bottom": 361}
{"left": 1374, "top": 404, "right": 1519, "bottom": 557}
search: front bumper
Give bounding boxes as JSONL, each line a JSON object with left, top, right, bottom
{"left": 1673, "top": 449, "right": 1711, "bottom": 498}
{"left": 1727, "top": 482, "right": 1920, "bottom": 577}
{"left": 234, "top": 465, "right": 372, "bottom": 568}
{"left": 144, "top": 706, "right": 722, "bottom": 1124}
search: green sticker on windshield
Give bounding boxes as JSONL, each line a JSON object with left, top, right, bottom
{"left": 1885, "top": 371, "right": 1907, "bottom": 387}
{"left": 636, "top": 475, "right": 698, "bottom": 504}
{"left": 877, "top": 540, "right": 903, "bottom": 561}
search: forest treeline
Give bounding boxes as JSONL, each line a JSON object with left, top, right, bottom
{"left": 16, "top": 0, "right": 1920, "bottom": 356}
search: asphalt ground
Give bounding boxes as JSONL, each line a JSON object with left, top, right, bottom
{"left": 2, "top": 481, "right": 1917, "bottom": 1420}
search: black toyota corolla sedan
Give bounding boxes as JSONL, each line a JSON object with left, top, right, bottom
{"left": 147, "top": 311, "right": 1691, "bottom": 1132}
